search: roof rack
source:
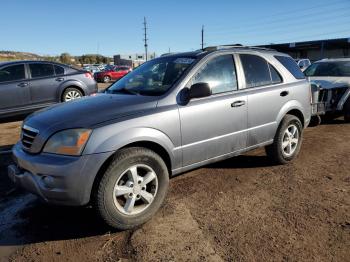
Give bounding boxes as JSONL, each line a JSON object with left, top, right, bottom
{"left": 203, "top": 45, "right": 275, "bottom": 52}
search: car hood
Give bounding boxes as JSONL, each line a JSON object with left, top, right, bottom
{"left": 307, "top": 77, "right": 350, "bottom": 90}
{"left": 25, "top": 93, "right": 158, "bottom": 134}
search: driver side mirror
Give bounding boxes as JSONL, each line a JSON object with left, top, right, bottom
{"left": 180, "top": 82, "right": 211, "bottom": 105}
{"left": 189, "top": 82, "right": 211, "bottom": 99}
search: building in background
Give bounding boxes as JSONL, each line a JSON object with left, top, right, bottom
{"left": 258, "top": 37, "right": 350, "bottom": 61}
{"left": 113, "top": 52, "right": 157, "bottom": 68}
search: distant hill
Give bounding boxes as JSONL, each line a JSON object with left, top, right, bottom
{"left": 0, "top": 51, "right": 44, "bottom": 61}
{"left": 0, "top": 51, "right": 113, "bottom": 65}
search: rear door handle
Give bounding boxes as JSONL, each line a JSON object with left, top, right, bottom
{"left": 56, "top": 77, "right": 64, "bottom": 82}
{"left": 280, "top": 91, "right": 289, "bottom": 97}
{"left": 231, "top": 100, "right": 246, "bottom": 107}
{"left": 17, "top": 82, "right": 28, "bottom": 87}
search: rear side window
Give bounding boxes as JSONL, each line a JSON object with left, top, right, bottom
{"left": 0, "top": 64, "right": 25, "bottom": 82}
{"left": 275, "top": 55, "right": 305, "bottom": 79}
{"left": 29, "top": 63, "right": 55, "bottom": 78}
{"left": 269, "top": 64, "right": 282, "bottom": 84}
{"left": 240, "top": 54, "right": 278, "bottom": 88}
{"left": 54, "top": 65, "right": 65, "bottom": 75}
{"left": 193, "top": 54, "right": 238, "bottom": 94}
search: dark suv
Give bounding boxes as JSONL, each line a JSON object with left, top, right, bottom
{"left": 0, "top": 61, "right": 97, "bottom": 119}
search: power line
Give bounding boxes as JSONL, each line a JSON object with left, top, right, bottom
{"left": 251, "top": 29, "right": 350, "bottom": 46}
{"left": 207, "top": 0, "right": 349, "bottom": 31}
{"left": 207, "top": 5, "right": 350, "bottom": 35}
{"left": 143, "top": 17, "right": 148, "bottom": 61}
{"left": 206, "top": 13, "right": 350, "bottom": 40}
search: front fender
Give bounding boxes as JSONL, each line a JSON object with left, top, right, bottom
{"left": 83, "top": 127, "right": 177, "bottom": 168}
{"left": 337, "top": 88, "right": 350, "bottom": 111}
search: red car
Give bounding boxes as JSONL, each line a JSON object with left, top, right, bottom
{"left": 94, "top": 66, "right": 132, "bottom": 83}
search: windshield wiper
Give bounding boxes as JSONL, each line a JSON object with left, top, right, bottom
{"left": 107, "top": 87, "right": 138, "bottom": 95}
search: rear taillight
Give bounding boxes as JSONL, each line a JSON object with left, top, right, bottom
{"left": 85, "top": 72, "right": 93, "bottom": 79}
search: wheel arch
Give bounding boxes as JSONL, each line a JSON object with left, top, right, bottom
{"left": 58, "top": 80, "right": 87, "bottom": 101}
{"left": 276, "top": 100, "right": 306, "bottom": 128}
{"left": 89, "top": 139, "right": 173, "bottom": 205}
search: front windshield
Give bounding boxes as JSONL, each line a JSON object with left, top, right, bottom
{"left": 304, "top": 61, "right": 350, "bottom": 77}
{"left": 105, "top": 56, "right": 196, "bottom": 96}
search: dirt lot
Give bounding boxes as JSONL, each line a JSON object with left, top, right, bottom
{"left": 0, "top": 107, "right": 349, "bottom": 261}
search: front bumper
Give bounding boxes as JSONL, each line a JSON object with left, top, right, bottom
{"left": 8, "top": 143, "right": 112, "bottom": 206}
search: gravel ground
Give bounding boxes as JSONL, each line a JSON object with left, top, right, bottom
{"left": 0, "top": 98, "right": 349, "bottom": 261}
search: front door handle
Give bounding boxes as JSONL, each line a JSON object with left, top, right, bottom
{"left": 56, "top": 77, "right": 64, "bottom": 82}
{"left": 280, "top": 91, "right": 289, "bottom": 97}
{"left": 17, "top": 82, "right": 28, "bottom": 87}
{"left": 231, "top": 100, "right": 246, "bottom": 107}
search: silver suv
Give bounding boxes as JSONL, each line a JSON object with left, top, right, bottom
{"left": 305, "top": 58, "right": 350, "bottom": 122}
{"left": 8, "top": 46, "right": 311, "bottom": 229}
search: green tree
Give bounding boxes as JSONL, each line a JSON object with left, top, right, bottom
{"left": 59, "top": 53, "right": 72, "bottom": 64}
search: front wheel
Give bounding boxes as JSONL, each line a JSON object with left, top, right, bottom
{"left": 103, "top": 75, "right": 111, "bottom": 83}
{"left": 265, "top": 114, "right": 303, "bottom": 165}
{"left": 95, "top": 147, "right": 169, "bottom": 230}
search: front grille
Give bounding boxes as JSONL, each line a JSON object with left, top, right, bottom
{"left": 21, "top": 125, "right": 39, "bottom": 151}
{"left": 318, "top": 89, "right": 328, "bottom": 102}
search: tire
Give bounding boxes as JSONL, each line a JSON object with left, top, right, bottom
{"left": 95, "top": 147, "right": 169, "bottom": 230}
{"left": 103, "top": 76, "right": 111, "bottom": 83}
{"left": 62, "top": 87, "right": 83, "bottom": 102}
{"left": 265, "top": 114, "right": 303, "bottom": 165}
{"left": 308, "top": 115, "right": 322, "bottom": 127}
{"left": 344, "top": 98, "right": 350, "bottom": 123}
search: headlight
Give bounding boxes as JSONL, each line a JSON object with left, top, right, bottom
{"left": 43, "top": 129, "right": 92, "bottom": 156}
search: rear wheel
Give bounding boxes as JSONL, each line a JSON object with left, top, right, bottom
{"left": 344, "top": 98, "right": 350, "bottom": 123}
{"left": 62, "top": 87, "right": 83, "bottom": 102}
{"left": 265, "top": 114, "right": 303, "bottom": 165}
{"left": 95, "top": 147, "right": 169, "bottom": 230}
{"left": 103, "top": 76, "right": 111, "bottom": 83}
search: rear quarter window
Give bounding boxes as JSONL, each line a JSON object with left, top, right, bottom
{"left": 54, "top": 65, "right": 65, "bottom": 75}
{"left": 275, "top": 55, "right": 305, "bottom": 79}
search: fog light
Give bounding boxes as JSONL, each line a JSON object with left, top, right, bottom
{"left": 42, "top": 176, "right": 55, "bottom": 188}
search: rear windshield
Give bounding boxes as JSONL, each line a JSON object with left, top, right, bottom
{"left": 304, "top": 61, "right": 350, "bottom": 77}
{"left": 275, "top": 55, "right": 305, "bottom": 79}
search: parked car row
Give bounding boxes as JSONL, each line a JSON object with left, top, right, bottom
{"left": 94, "top": 65, "right": 132, "bottom": 83}
{"left": 82, "top": 64, "right": 107, "bottom": 74}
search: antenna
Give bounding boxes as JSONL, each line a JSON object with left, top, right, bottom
{"left": 143, "top": 17, "right": 148, "bottom": 61}
{"left": 201, "top": 25, "right": 204, "bottom": 50}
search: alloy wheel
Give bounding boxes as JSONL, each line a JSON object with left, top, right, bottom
{"left": 64, "top": 90, "right": 82, "bottom": 101}
{"left": 113, "top": 164, "right": 158, "bottom": 216}
{"left": 281, "top": 124, "right": 299, "bottom": 157}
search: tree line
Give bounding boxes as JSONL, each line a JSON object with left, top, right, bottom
{"left": 43, "top": 53, "right": 113, "bottom": 66}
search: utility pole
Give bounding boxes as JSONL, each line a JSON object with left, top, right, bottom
{"left": 201, "top": 25, "right": 204, "bottom": 50}
{"left": 143, "top": 17, "right": 148, "bottom": 61}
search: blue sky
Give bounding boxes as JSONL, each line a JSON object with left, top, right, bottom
{"left": 2, "top": 0, "right": 350, "bottom": 56}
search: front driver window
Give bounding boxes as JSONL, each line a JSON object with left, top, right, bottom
{"left": 0, "top": 64, "right": 25, "bottom": 82}
{"left": 192, "top": 55, "right": 238, "bottom": 94}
